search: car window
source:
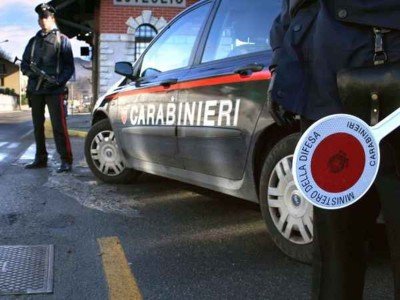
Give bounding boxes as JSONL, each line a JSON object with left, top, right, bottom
{"left": 202, "top": 0, "right": 281, "bottom": 63}
{"left": 140, "top": 3, "right": 211, "bottom": 77}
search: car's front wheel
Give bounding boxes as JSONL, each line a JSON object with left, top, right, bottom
{"left": 85, "top": 118, "right": 140, "bottom": 184}
{"left": 259, "top": 133, "right": 313, "bottom": 264}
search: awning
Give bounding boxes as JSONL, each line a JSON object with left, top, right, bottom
{"left": 48, "top": 0, "right": 97, "bottom": 42}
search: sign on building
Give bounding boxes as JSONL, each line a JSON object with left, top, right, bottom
{"left": 114, "top": 0, "right": 186, "bottom": 8}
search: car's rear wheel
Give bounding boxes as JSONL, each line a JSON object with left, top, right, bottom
{"left": 85, "top": 118, "right": 140, "bottom": 184}
{"left": 259, "top": 133, "right": 313, "bottom": 264}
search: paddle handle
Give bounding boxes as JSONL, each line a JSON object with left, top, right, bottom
{"left": 372, "top": 107, "right": 400, "bottom": 142}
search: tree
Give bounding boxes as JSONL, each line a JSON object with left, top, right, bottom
{"left": 0, "top": 47, "right": 12, "bottom": 62}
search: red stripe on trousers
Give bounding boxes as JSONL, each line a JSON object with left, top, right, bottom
{"left": 59, "top": 95, "right": 72, "bottom": 163}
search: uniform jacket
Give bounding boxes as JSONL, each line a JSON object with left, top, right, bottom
{"left": 21, "top": 29, "right": 75, "bottom": 95}
{"left": 269, "top": 0, "right": 319, "bottom": 116}
{"left": 326, "top": 0, "right": 400, "bottom": 30}
{"left": 270, "top": 0, "right": 400, "bottom": 120}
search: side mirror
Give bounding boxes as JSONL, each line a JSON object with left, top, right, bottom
{"left": 115, "top": 62, "right": 137, "bottom": 80}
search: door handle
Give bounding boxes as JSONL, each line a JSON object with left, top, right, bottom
{"left": 160, "top": 78, "right": 178, "bottom": 87}
{"left": 234, "top": 63, "right": 265, "bottom": 76}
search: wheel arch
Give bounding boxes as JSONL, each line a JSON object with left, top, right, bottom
{"left": 252, "top": 122, "right": 300, "bottom": 200}
{"left": 92, "top": 110, "right": 109, "bottom": 126}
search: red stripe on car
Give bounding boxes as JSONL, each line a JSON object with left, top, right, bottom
{"left": 105, "top": 70, "right": 271, "bottom": 101}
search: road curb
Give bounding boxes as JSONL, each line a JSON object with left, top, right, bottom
{"left": 68, "top": 129, "right": 88, "bottom": 138}
{"left": 44, "top": 120, "right": 88, "bottom": 139}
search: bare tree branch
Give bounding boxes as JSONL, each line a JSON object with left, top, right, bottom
{"left": 0, "top": 47, "right": 12, "bottom": 62}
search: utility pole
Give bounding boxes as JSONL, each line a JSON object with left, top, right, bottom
{"left": 70, "top": 83, "right": 74, "bottom": 116}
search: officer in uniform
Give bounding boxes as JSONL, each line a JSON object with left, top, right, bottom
{"left": 21, "top": 3, "right": 75, "bottom": 173}
{"left": 270, "top": 0, "right": 400, "bottom": 299}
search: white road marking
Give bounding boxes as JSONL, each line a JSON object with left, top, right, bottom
{"left": 19, "top": 144, "right": 36, "bottom": 160}
{"left": 0, "top": 142, "right": 56, "bottom": 165}
{"left": 20, "top": 129, "right": 34, "bottom": 140}
{"left": 7, "top": 142, "right": 19, "bottom": 149}
{"left": 1, "top": 262, "right": 8, "bottom": 273}
{"left": 18, "top": 143, "right": 54, "bottom": 162}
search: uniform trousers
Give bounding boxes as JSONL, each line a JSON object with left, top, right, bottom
{"left": 301, "top": 119, "right": 400, "bottom": 300}
{"left": 297, "top": 3, "right": 400, "bottom": 298}
{"left": 30, "top": 93, "right": 73, "bottom": 164}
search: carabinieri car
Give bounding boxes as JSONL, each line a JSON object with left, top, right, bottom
{"left": 85, "top": 0, "right": 314, "bottom": 263}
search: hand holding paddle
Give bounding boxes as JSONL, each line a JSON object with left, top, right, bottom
{"left": 293, "top": 107, "right": 400, "bottom": 209}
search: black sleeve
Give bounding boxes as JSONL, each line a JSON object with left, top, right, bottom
{"left": 269, "top": 0, "right": 291, "bottom": 70}
{"left": 21, "top": 37, "right": 35, "bottom": 76}
{"left": 58, "top": 35, "right": 75, "bottom": 85}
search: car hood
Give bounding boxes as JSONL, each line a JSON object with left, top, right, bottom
{"left": 93, "top": 78, "right": 126, "bottom": 111}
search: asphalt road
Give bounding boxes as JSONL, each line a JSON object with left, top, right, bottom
{"left": 0, "top": 111, "right": 395, "bottom": 299}
{"left": 0, "top": 111, "right": 33, "bottom": 172}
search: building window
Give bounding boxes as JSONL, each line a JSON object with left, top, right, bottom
{"left": 135, "top": 24, "right": 157, "bottom": 61}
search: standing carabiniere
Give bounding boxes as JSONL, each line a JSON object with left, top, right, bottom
{"left": 305, "top": 1, "right": 400, "bottom": 299}
{"left": 21, "top": 3, "right": 75, "bottom": 173}
{"left": 270, "top": 0, "right": 400, "bottom": 299}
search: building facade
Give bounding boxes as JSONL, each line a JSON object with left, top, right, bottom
{"left": 0, "top": 58, "right": 20, "bottom": 95}
{"left": 49, "top": 0, "right": 200, "bottom": 101}
{"left": 0, "top": 57, "right": 21, "bottom": 111}
{"left": 94, "top": 0, "right": 198, "bottom": 96}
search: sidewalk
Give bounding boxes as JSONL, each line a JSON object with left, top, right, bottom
{"left": 44, "top": 112, "right": 92, "bottom": 139}
{"left": 66, "top": 113, "right": 91, "bottom": 138}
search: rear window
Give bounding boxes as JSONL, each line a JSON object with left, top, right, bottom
{"left": 202, "top": 0, "right": 281, "bottom": 63}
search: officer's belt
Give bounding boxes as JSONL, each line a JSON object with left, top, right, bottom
{"left": 336, "top": 27, "right": 400, "bottom": 126}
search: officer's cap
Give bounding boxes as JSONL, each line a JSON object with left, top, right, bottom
{"left": 35, "top": 3, "right": 56, "bottom": 18}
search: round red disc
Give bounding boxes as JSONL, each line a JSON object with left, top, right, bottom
{"left": 311, "top": 133, "right": 365, "bottom": 193}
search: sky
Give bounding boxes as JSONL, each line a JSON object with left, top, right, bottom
{"left": 0, "top": 0, "right": 87, "bottom": 61}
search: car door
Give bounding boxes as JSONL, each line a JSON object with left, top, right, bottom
{"left": 116, "top": 1, "right": 213, "bottom": 168}
{"left": 177, "top": 0, "right": 281, "bottom": 180}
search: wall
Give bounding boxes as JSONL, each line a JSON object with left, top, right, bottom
{"left": 0, "top": 95, "right": 18, "bottom": 112}
{"left": 0, "top": 58, "right": 20, "bottom": 95}
{"left": 4, "top": 68, "right": 20, "bottom": 95}
{"left": 96, "top": 0, "right": 199, "bottom": 95}
{"left": 99, "top": 0, "right": 199, "bottom": 33}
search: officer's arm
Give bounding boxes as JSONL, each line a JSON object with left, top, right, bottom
{"left": 57, "top": 36, "right": 75, "bottom": 85}
{"left": 269, "top": 0, "right": 291, "bottom": 70}
{"left": 267, "top": 0, "right": 296, "bottom": 127}
{"left": 21, "top": 38, "right": 35, "bottom": 77}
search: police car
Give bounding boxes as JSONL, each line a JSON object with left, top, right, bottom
{"left": 85, "top": 0, "right": 314, "bottom": 263}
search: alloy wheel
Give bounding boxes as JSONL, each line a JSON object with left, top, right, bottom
{"left": 267, "top": 155, "right": 313, "bottom": 245}
{"left": 90, "top": 130, "right": 125, "bottom": 176}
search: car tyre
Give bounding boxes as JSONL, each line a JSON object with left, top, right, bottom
{"left": 259, "top": 133, "right": 313, "bottom": 264}
{"left": 85, "top": 118, "right": 140, "bottom": 184}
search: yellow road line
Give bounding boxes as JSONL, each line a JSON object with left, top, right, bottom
{"left": 44, "top": 119, "right": 87, "bottom": 138}
{"left": 44, "top": 120, "right": 54, "bottom": 139}
{"left": 98, "top": 237, "right": 143, "bottom": 300}
{"left": 67, "top": 129, "right": 87, "bottom": 138}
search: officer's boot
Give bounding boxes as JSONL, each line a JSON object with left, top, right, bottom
{"left": 25, "top": 155, "right": 48, "bottom": 169}
{"left": 56, "top": 160, "right": 72, "bottom": 173}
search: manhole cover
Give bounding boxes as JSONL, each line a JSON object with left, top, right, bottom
{"left": 0, "top": 245, "right": 54, "bottom": 295}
